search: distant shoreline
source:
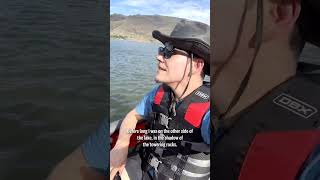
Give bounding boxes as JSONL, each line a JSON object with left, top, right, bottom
{"left": 110, "top": 36, "right": 160, "bottom": 44}
{"left": 111, "top": 14, "right": 181, "bottom": 44}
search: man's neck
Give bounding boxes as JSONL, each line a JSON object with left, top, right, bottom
{"left": 214, "top": 41, "right": 297, "bottom": 119}
{"left": 167, "top": 76, "right": 203, "bottom": 101}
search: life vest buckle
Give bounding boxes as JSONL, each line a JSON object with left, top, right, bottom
{"left": 159, "top": 113, "right": 171, "bottom": 128}
{"left": 148, "top": 154, "right": 162, "bottom": 171}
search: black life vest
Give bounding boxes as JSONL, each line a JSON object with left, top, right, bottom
{"left": 212, "top": 69, "right": 320, "bottom": 180}
{"left": 141, "top": 83, "right": 210, "bottom": 180}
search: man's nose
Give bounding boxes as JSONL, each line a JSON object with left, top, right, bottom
{"left": 156, "top": 54, "right": 165, "bottom": 63}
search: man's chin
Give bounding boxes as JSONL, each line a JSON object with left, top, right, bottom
{"left": 155, "top": 77, "right": 163, "bottom": 83}
{"left": 155, "top": 75, "right": 170, "bottom": 83}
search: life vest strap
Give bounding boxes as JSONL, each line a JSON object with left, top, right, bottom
{"left": 180, "top": 141, "right": 210, "bottom": 153}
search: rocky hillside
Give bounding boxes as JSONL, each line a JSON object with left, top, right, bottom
{"left": 110, "top": 14, "right": 185, "bottom": 42}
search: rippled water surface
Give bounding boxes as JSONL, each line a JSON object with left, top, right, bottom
{"left": 0, "top": 0, "right": 107, "bottom": 179}
{"left": 110, "top": 40, "right": 159, "bottom": 122}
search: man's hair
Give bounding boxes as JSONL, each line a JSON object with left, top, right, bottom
{"left": 192, "top": 54, "right": 206, "bottom": 79}
{"left": 248, "top": 0, "right": 305, "bottom": 57}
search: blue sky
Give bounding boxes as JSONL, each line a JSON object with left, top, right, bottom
{"left": 110, "top": 0, "right": 210, "bottom": 25}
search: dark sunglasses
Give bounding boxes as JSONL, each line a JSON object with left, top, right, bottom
{"left": 158, "top": 42, "right": 189, "bottom": 59}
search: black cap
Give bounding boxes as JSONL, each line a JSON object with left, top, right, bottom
{"left": 152, "top": 20, "right": 210, "bottom": 75}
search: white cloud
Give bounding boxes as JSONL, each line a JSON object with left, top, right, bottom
{"left": 165, "top": 3, "right": 210, "bottom": 25}
{"left": 112, "top": 0, "right": 210, "bottom": 25}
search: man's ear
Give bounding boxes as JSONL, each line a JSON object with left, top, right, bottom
{"left": 194, "top": 58, "right": 205, "bottom": 73}
{"left": 261, "top": 0, "right": 301, "bottom": 43}
{"left": 272, "top": 0, "right": 301, "bottom": 26}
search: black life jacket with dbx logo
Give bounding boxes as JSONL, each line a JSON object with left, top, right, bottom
{"left": 212, "top": 72, "right": 320, "bottom": 180}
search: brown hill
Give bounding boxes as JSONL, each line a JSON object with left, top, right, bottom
{"left": 110, "top": 14, "right": 185, "bottom": 42}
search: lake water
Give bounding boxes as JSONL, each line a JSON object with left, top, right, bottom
{"left": 1, "top": 2, "right": 320, "bottom": 178}
{"left": 110, "top": 41, "right": 320, "bottom": 123}
{"left": 110, "top": 40, "right": 159, "bottom": 122}
{"left": 0, "top": 0, "right": 107, "bottom": 179}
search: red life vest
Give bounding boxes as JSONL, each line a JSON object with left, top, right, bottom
{"left": 141, "top": 83, "right": 211, "bottom": 180}
{"left": 153, "top": 84, "right": 210, "bottom": 128}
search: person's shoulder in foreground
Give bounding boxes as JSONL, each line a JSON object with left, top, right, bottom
{"left": 299, "top": 145, "right": 320, "bottom": 180}
{"left": 47, "top": 119, "right": 107, "bottom": 180}
{"left": 81, "top": 119, "right": 108, "bottom": 174}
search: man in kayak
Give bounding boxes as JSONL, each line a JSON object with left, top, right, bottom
{"left": 110, "top": 20, "right": 211, "bottom": 180}
{"left": 212, "top": 0, "right": 320, "bottom": 179}
{"left": 46, "top": 20, "right": 211, "bottom": 180}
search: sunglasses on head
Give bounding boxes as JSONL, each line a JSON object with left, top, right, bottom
{"left": 158, "top": 42, "right": 189, "bottom": 59}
